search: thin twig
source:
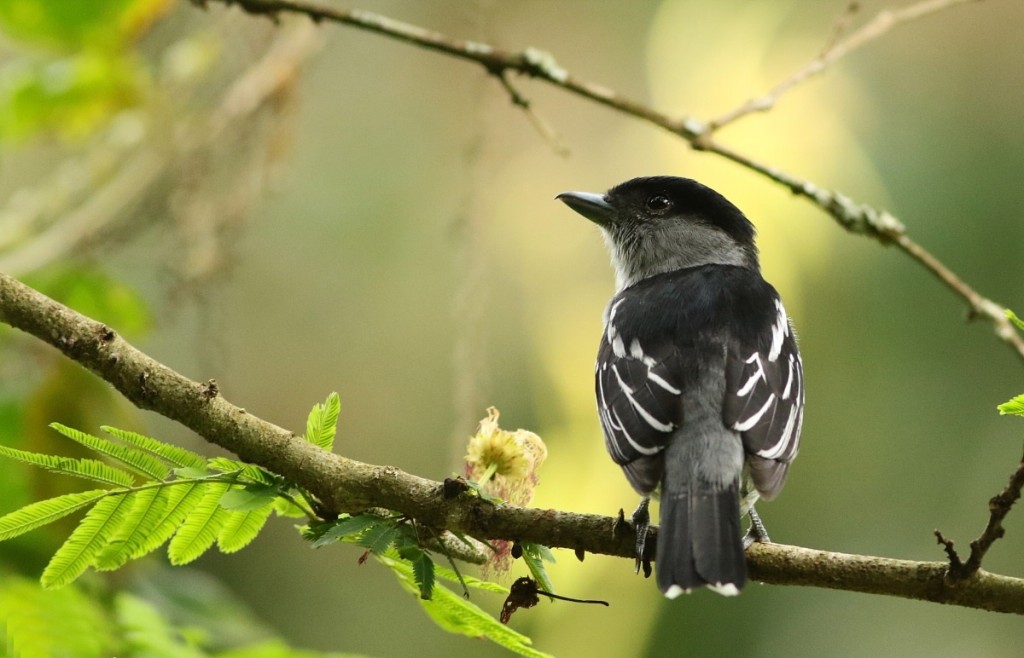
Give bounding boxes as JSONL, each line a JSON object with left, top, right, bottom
{"left": 196, "top": 0, "right": 1024, "bottom": 366}
{"left": 491, "top": 70, "right": 570, "bottom": 156}
{"left": 961, "top": 451, "right": 1024, "bottom": 576}
{"left": 819, "top": 2, "right": 863, "bottom": 56}
{"left": 933, "top": 529, "right": 963, "bottom": 571}
{"left": 707, "top": 0, "right": 982, "bottom": 131}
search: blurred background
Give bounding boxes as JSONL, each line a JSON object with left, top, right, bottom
{"left": 1, "top": 0, "right": 1023, "bottom": 656}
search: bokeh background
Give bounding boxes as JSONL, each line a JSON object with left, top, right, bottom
{"left": 1, "top": 0, "right": 1023, "bottom": 656}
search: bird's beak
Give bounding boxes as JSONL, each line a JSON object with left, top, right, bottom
{"left": 557, "top": 191, "right": 615, "bottom": 227}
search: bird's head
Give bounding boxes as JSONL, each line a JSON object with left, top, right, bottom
{"left": 558, "top": 176, "right": 759, "bottom": 291}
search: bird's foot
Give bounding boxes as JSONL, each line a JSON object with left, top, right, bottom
{"left": 742, "top": 505, "right": 771, "bottom": 550}
{"left": 631, "top": 497, "right": 651, "bottom": 574}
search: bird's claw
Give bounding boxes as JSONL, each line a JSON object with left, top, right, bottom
{"left": 631, "top": 497, "right": 651, "bottom": 574}
{"left": 742, "top": 505, "right": 771, "bottom": 550}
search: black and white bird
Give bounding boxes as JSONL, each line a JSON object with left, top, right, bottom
{"left": 557, "top": 176, "right": 804, "bottom": 598}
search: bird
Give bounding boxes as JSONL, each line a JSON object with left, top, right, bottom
{"left": 557, "top": 176, "right": 804, "bottom": 598}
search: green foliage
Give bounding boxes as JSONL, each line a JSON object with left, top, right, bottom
{"left": 0, "top": 425, "right": 288, "bottom": 588}
{"left": 378, "top": 551, "right": 552, "bottom": 658}
{"left": 0, "top": 395, "right": 552, "bottom": 656}
{"left": 0, "top": 574, "right": 114, "bottom": 657}
{"left": 23, "top": 267, "right": 152, "bottom": 337}
{"left": 997, "top": 394, "right": 1024, "bottom": 417}
{"left": 309, "top": 513, "right": 381, "bottom": 547}
{"left": 0, "top": 0, "right": 173, "bottom": 143}
{"left": 0, "top": 52, "right": 144, "bottom": 142}
{"left": 168, "top": 482, "right": 231, "bottom": 566}
{"left": 115, "top": 591, "right": 207, "bottom": 658}
{"left": 1006, "top": 309, "right": 1024, "bottom": 332}
{"left": 0, "top": 570, "right": 353, "bottom": 658}
{"left": 94, "top": 485, "right": 169, "bottom": 570}
{"left": 217, "top": 504, "right": 274, "bottom": 554}
{"left": 0, "top": 489, "right": 107, "bottom": 541}
{"left": 102, "top": 425, "right": 207, "bottom": 469}
{"left": 42, "top": 491, "right": 136, "bottom": 588}
{"left": 305, "top": 391, "right": 341, "bottom": 451}
{"left": 51, "top": 422, "right": 171, "bottom": 480}
{"left": 520, "top": 543, "right": 557, "bottom": 597}
{"left": 0, "top": 0, "right": 172, "bottom": 50}
{"left": 0, "top": 443, "right": 137, "bottom": 487}
{"left": 998, "top": 310, "right": 1024, "bottom": 417}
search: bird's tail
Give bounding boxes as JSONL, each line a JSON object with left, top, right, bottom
{"left": 656, "top": 484, "right": 746, "bottom": 598}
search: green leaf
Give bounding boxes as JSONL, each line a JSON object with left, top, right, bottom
{"left": 208, "top": 456, "right": 277, "bottom": 485}
{"left": 219, "top": 483, "right": 279, "bottom": 511}
{"left": 0, "top": 0, "right": 173, "bottom": 50}
{"left": 521, "top": 543, "right": 557, "bottom": 596}
{"left": 356, "top": 522, "right": 400, "bottom": 557}
{"left": 461, "top": 478, "right": 504, "bottom": 504}
{"left": 1007, "top": 309, "right": 1024, "bottom": 332}
{"left": 50, "top": 422, "right": 171, "bottom": 480}
{"left": 272, "top": 496, "right": 307, "bottom": 518}
{"left": 217, "top": 505, "right": 274, "bottom": 554}
{"left": 0, "top": 576, "right": 114, "bottom": 658}
{"left": 129, "top": 480, "right": 207, "bottom": 559}
{"left": 310, "top": 514, "right": 384, "bottom": 548}
{"left": 168, "top": 482, "right": 230, "bottom": 565}
{"left": 22, "top": 267, "right": 151, "bottom": 337}
{"left": 998, "top": 393, "right": 1024, "bottom": 417}
{"left": 115, "top": 592, "right": 206, "bottom": 658}
{"left": 0, "top": 443, "right": 135, "bottom": 487}
{"left": 305, "top": 392, "right": 341, "bottom": 451}
{"left": 433, "top": 562, "right": 509, "bottom": 595}
{"left": 102, "top": 425, "right": 207, "bottom": 469}
{"left": 93, "top": 485, "right": 169, "bottom": 570}
{"left": 41, "top": 491, "right": 135, "bottom": 588}
{"left": 0, "top": 489, "right": 107, "bottom": 541}
{"left": 173, "top": 466, "right": 212, "bottom": 479}
{"left": 0, "top": 52, "right": 146, "bottom": 143}
{"left": 400, "top": 547, "right": 435, "bottom": 600}
{"left": 378, "top": 551, "right": 551, "bottom": 657}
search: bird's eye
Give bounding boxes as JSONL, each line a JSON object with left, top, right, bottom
{"left": 644, "top": 194, "right": 672, "bottom": 213}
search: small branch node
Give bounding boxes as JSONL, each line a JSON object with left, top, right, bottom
{"left": 933, "top": 529, "right": 963, "bottom": 574}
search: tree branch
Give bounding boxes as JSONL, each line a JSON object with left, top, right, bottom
{"left": 707, "top": 0, "right": 983, "bottom": 131}
{"left": 1, "top": 272, "right": 1023, "bottom": 614}
{"left": 961, "top": 451, "right": 1024, "bottom": 577}
{"left": 196, "top": 0, "right": 1024, "bottom": 365}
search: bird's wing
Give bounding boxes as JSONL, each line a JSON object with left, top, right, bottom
{"left": 723, "top": 298, "right": 804, "bottom": 499}
{"left": 596, "top": 314, "right": 684, "bottom": 468}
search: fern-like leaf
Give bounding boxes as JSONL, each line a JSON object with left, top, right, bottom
{"left": 41, "top": 492, "right": 135, "bottom": 589}
{"left": 521, "top": 543, "right": 557, "bottom": 597}
{"left": 998, "top": 393, "right": 1024, "bottom": 417}
{"left": 378, "top": 551, "right": 551, "bottom": 658}
{"left": 0, "top": 445, "right": 135, "bottom": 487}
{"left": 310, "top": 513, "right": 383, "bottom": 548}
{"left": 217, "top": 504, "right": 274, "bottom": 553}
{"left": 93, "top": 486, "right": 170, "bottom": 570}
{"left": 50, "top": 423, "right": 171, "bottom": 481}
{"left": 168, "top": 482, "right": 231, "bottom": 565}
{"left": 101, "top": 426, "right": 206, "bottom": 470}
{"left": 207, "top": 457, "right": 277, "bottom": 485}
{"left": 398, "top": 546, "right": 436, "bottom": 600}
{"left": 128, "top": 481, "right": 208, "bottom": 559}
{"left": 0, "top": 490, "right": 108, "bottom": 541}
{"left": 305, "top": 392, "right": 340, "bottom": 451}
{"left": 219, "top": 483, "right": 279, "bottom": 511}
